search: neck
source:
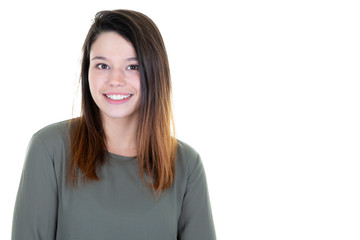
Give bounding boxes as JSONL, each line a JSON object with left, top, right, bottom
{"left": 101, "top": 114, "right": 139, "bottom": 157}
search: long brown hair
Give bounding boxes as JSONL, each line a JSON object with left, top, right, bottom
{"left": 69, "top": 10, "right": 177, "bottom": 193}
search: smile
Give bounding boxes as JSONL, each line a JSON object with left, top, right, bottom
{"left": 105, "top": 94, "right": 132, "bottom": 100}
{"left": 103, "top": 93, "right": 134, "bottom": 105}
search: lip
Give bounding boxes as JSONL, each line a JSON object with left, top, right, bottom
{"left": 104, "top": 92, "right": 133, "bottom": 95}
{"left": 103, "top": 92, "right": 134, "bottom": 105}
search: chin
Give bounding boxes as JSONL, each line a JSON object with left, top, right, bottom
{"left": 101, "top": 110, "right": 139, "bottom": 120}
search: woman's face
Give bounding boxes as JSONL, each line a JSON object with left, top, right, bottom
{"left": 88, "top": 32, "right": 141, "bottom": 122}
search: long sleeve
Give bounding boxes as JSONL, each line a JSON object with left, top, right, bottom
{"left": 12, "top": 133, "right": 58, "bottom": 240}
{"left": 11, "top": 121, "right": 216, "bottom": 239}
{"left": 177, "top": 155, "right": 216, "bottom": 240}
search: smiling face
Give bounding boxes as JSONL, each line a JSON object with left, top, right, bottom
{"left": 88, "top": 32, "right": 141, "bottom": 122}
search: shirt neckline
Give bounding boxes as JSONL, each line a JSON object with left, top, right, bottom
{"left": 106, "top": 151, "right": 137, "bottom": 161}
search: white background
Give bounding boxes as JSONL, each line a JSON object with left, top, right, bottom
{"left": 1, "top": 0, "right": 360, "bottom": 239}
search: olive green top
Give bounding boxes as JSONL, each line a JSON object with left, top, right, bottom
{"left": 12, "top": 120, "right": 216, "bottom": 240}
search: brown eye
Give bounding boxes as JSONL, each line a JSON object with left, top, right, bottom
{"left": 97, "top": 64, "right": 110, "bottom": 70}
{"left": 127, "top": 65, "right": 139, "bottom": 70}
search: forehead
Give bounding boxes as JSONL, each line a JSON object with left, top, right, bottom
{"left": 90, "top": 32, "right": 136, "bottom": 59}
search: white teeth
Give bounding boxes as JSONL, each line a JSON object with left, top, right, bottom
{"left": 105, "top": 94, "right": 131, "bottom": 100}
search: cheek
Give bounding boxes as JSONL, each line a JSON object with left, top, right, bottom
{"left": 136, "top": 79, "right": 141, "bottom": 95}
{"left": 132, "top": 74, "right": 141, "bottom": 94}
{"left": 88, "top": 69, "right": 103, "bottom": 88}
{"left": 88, "top": 72, "right": 100, "bottom": 98}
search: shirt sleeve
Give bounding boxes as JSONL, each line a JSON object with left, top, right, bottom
{"left": 178, "top": 154, "right": 216, "bottom": 240}
{"left": 12, "top": 133, "right": 58, "bottom": 240}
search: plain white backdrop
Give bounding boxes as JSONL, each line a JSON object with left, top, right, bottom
{"left": 2, "top": 0, "right": 360, "bottom": 239}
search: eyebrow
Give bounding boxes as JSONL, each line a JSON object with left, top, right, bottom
{"left": 126, "top": 57, "right": 138, "bottom": 61}
{"left": 90, "top": 56, "right": 138, "bottom": 61}
{"left": 91, "top": 56, "right": 107, "bottom": 61}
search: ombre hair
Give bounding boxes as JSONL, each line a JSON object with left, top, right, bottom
{"left": 69, "top": 10, "right": 177, "bottom": 193}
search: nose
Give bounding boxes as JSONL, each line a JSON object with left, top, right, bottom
{"left": 109, "top": 70, "right": 127, "bottom": 86}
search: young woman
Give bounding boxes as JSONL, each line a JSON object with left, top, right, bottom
{"left": 12, "top": 9, "right": 216, "bottom": 240}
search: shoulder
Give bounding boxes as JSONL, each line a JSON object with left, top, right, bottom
{"left": 176, "top": 140, "right": 200, "bottom": 162}
{"left": 35, "top": 119, "right": 70, "bottom": 136}
{"left": 175, "top": 140, "right": 203, "bottom": 177}
{"left": 33, "top": 119, "right": 71, "bottom": 142}
{"left": 29, "top": 119, "right": 72, "bottom": 156}
{"left": 21, "top": 119, "right": 73, "bottom": 174}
